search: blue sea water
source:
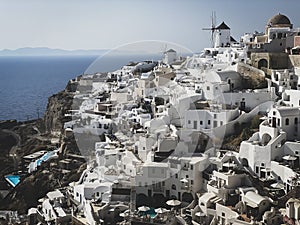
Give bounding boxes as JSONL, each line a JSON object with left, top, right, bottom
{"left": 0, "top": 54, "right": 160, "bottom": 121}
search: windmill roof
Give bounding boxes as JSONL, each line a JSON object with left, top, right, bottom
{"left": 216, "top": 22, "right": 230, "bottom": 30}
{"left": 165, "top": 49, "right": 176, "bottom": 53}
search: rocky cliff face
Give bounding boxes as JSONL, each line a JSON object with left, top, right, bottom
{"left": 44, "top": 80, "right": 77, "bottom": 133}
{"left": 0, "top": 78, "right": 85, "bottom": 214}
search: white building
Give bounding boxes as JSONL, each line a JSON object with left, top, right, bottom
{"left": 163, "top": 49, "right": 177, "bottom": 64}
{"left": 185, "top": 103, "right": 239, "bottom": 130}
{"left": 267, "top": 106, "right": 300, "bottom": 141}
{"left": 40, "top": 190, "right": 70, "bottom": 224}
{"left": 239, "top": 119, "right": 286, "bottom": 178}
{"left": 282, "top": 89, "right": 300, "bottom": 107}
{"left": 271, "top": 69, "right": 297, "bottom": 93}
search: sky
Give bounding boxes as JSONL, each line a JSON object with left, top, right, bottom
{"left": 0, "top": 0, "right": 300, "bottom": 53}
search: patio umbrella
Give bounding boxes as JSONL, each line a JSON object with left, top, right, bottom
{"left": 271, "top": 182, "right": 284, "bottom": 189}
{"left": 119, "top": 210, "right": 130, "bottom": 218}
{"left": 195, "top": 212, "right": 206, "bottom": 217}
{"left": 180, "top": 178, "right": 189, "bottom": 183}
{"left": 155, "top": 208, "right": 169, "bottom": 214}
{"left": 222, "top": 162, "right": 237, "bottom": 168}
{"left": 283, "top": 155, "right": 297, "bottom": 161}
{"left": 138, "top": 206, "right": 150, "bottom": 212}
{"left": 166, "top": 199, "right": 181, "bottom": 207}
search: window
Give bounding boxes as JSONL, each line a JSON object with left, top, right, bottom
{"left": 222, "top": 212, "right": 225, "bottom": 217}
{"left": 256, "top": 166, "right": 259, "bottom": 174}
{"left": 214, "top": 114, "right": 217, "bottom": 119}
{"left": 162, "top": 181, "right": 165, "bottom": 186}
{"left": 220, "top": 121, "right": 223, "bottom": 126}
{"left": 208, "top": 120, "right": 211, "bottom": 125}
{"left": 207, "top": 86, "right": 210, "bottom": 90}
{"left": 200, "top": 121, "right": 203, "bottom": 125}
{"left": 191, "top": 180, "right": 194, "bottom": 185}
{"left": 188, "top": 120, "right": 191, "bottom": 124}
{"left": 190, "top": 165, "right": 194, "bottom": 170}
{"left": 261, "top": 163, "right": 265, "bottom": 167}
{"left": 277, "top": 118, "right": 280, "bottom": 126}
{"left": 286, "top": 118, "right": 289, "bottom": 126}
{"left": 175, "top": 174, "right": 178, "bottom": 179}
{"left": 273, "top": 111, "right": 276, "bottom": 115}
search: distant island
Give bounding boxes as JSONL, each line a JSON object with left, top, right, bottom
{"left": 0, "top": 47, "right": 110, "bottom": 56}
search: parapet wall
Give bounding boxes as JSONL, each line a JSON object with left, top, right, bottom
{"left": 289, "top": 55, "right": 300, "bottom": 67}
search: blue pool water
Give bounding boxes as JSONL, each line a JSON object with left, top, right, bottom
{"left": 5, "top": 175, "right": 21, "bottom": 187}
{"left": 140, "top": 208, "right": 156, "bottom": 218}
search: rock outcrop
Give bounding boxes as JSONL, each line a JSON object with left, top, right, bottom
{"left": 44, "top": 81, "right": 76, "bottom": 134}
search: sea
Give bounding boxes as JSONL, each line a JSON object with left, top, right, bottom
{"left": 0, "top": 54, "right": 160, "bottom": 121}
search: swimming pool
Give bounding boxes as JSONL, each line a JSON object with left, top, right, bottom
{"left": 140, "top": 208, "right": 156, "bottom": 218}
{"left": 5, "top": 175, "right": 21, "bottom": 187}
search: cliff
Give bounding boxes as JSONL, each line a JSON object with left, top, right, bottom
{"left": 44, "top": 80, "right": 78, "bottom": 134}
{"left": 0, "top": 78, "right": 85, "bottom": 214}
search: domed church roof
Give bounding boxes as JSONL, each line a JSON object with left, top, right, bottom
{"left": 267, "top": 13, "right": 292, "bottom": 27}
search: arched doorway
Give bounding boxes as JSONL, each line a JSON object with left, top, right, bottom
{"left": 152, "top": 193, "right": 166, "bottom": 208}
{"left": 136, "top": 193, "right": 151, "bottom": 207}
{"left": 258, "top": 59, "right": 268, "bottom": 69}
{"left": 241, "top": 158, "right": 249, "bottom": 167}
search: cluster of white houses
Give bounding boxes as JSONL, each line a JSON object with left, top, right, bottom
{"left": 28, "top": 13, "right": 300, "bottom": 225}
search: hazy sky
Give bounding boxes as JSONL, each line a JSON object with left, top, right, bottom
{"left": 1, "top": 0, "right": 300, "bottom": 52}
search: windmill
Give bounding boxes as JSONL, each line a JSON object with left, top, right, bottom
{"left": 202, "top": 11, "right": 217, "bottom": 47}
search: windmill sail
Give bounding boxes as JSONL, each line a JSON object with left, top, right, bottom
{"left": 202, "top": 11, "right": 217, "bottom": 47}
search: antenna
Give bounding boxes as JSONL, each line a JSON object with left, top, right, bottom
{"left": 202, "top": 11, "right": 217, "bottom": 47}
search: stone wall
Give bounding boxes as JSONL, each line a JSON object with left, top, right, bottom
{"left": 250, "top": 52, "right": 290, "bottom": 71}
